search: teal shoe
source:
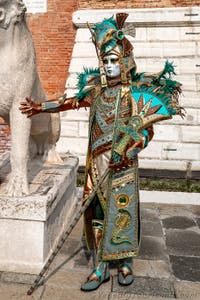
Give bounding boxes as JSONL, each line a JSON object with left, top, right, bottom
{"left": 81, "top": 264, "right": 110, "bottom": 291}
{"left": 118, "top": 259, "right": 134, "bottom": 286}
{"left": 81, "top": 219, "right": 110, "bottom": 291}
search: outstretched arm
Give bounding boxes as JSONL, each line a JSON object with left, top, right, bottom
{"left": 20, "top": 96, "right": 90, "bottom": 118}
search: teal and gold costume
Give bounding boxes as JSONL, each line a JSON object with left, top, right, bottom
{"left": 39, "top": 13, "right": 183, "bottom": 290}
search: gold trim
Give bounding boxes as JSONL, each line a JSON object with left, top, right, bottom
{"left": 102, "top": 249, "right": 138, "bottom": 261}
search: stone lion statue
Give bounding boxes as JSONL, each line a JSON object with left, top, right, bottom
{"left": 0, "top": 0, "right": 62, "bottom": 196}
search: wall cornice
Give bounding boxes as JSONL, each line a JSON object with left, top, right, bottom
{"left": 73, "top": 7, "right": 200, "bottom": 28}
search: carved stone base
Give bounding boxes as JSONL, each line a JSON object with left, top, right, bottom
{"left": 0, "top": 153, "right": 79, "bottom": 274}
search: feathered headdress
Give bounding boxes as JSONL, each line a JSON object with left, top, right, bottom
{"left": 88, "top": 13, "right": 136, "bottom": 87}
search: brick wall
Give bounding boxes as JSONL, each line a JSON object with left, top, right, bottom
{"left": 0, "top": 118, "right": 11, "bottom": 155}
{"left": 78, "top": 0, "right": 200, "bottom": 9}
{"left": 0, "top": 0, "right": 78, "bottom": 154}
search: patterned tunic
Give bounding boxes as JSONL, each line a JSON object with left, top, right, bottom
{"left": 84, "top": 85, "right": 143, "bottom": 260}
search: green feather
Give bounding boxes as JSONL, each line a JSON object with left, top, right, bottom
{"left": 160, "top": 60, "right": 176, "bottom": 79}
{"left": 76, "top": 68, "right": 100, "bottom": 101}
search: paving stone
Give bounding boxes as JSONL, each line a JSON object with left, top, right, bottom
{"left": 0, "top": 282, "right": 44, "bottom": 300}
{"left": 170, "top": 255, "right": 200, "bottom": 282}
{"left": 191, "top": 205, "right": 200, "bottom": 217}
{"left": 140, "top": 208, "right": 159, "bottom": 222}
{"left": 45, "top": 268, "right": 105, "bottom": 290}
{"left": 133, "top": 259, "right": 171, "bottom": 279}
{"left": 141, "top": 221, "right": 163, "bottom": 237}
{"left": 166, "top": 229, "right": 200, "bottom": 256}
{"left": 109, "top": 293, "right": 175, "bottom": 300}
{"left": 42, "top": 269, "right": 111, "bottom": 299}
{"left": 47, "top": 239, "right": 85, "bottom": 274}
{"left": 73, "top": 247, "right": 93, "bottom": 269}
{"left": 42, "top": 285, "right": 110, "bottom": 300}
{"left": 174, "top": 280, "right": 200, "bottom": 299}
{"left": 1, "top": 272, "right": 36, "bottom": 285}
{"left": 196, "top": 218, "right": 200, "bottom": 228}
{"left": 60, "top": 237, "right": 82, "bottom": 255}
{"left": 112, "top": 276, "right": 175, "bottom": 298}
{"left": 162, "top": 216, "right": 196, "bottom": 229}
{"left": 138, "top": 236, "right": 168, "bottom": 261}
{"left": 157, "top": 204, "right": 193, "bottom": 219}
{"left": 70, "top": 217, "right": 84, "bottom": 239}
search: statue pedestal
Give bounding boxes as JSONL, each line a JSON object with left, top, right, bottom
{"left": 0, "top": 154, "right": 79, "bottom": 274}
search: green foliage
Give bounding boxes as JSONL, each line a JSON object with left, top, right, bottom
{"left": 77, "top": 172, "right": 200, "bottom": 193}
{"left": 140, "top": 178, "right": 200, "bottom": 193}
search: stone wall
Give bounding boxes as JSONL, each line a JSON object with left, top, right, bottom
{"left": 56, "top": 7, "right": 200, "bottom": 172}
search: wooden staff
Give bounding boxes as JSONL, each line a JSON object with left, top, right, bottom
{"left": 27, "top": 169, "right": 110, "bottom": 296}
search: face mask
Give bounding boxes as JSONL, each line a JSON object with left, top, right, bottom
{"left": 103, "top": 54, "right": 121, "bottom": 78}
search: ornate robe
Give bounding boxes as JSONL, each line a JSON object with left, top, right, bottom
{"left": 83, "top": 84, "right": 152, "bottom": 260}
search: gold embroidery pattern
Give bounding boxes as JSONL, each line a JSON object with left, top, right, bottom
{"left": 111, "top": 209, "right": 132, "bottom": 245}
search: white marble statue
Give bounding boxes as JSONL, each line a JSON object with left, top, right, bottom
{"left": 0, "top": 0, "right": 62, "bottom": 196}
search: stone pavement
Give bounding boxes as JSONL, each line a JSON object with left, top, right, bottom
{"left": 0, "top": 201, "right": 200, "bottom": 300}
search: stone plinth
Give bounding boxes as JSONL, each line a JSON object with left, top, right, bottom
{"left": 0, "top": 154, "right": 79, "bottom": 274}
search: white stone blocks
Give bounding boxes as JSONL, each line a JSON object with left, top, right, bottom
{"left": 60, "top": 121, "right": 79, "bottom": 137}
{"left": 162, "top": 142, "right": 200, "bottom": 161}
{"left": 69, "top": 57, "right": 98, "bottom": 73}
{"left": 79, "top": 121, "right": 89, "bottom": 138}
{"left": 163, "top": 42, "right": 196, "bottom": 57}
{"left": 130, "top": 27, "right": 147, "bottom": 42}
{"left": 60, "top": 108, "right": 89, "bottom": 121}
{"left": 180, "top": 125, "right": 200, "bottom": 143}
{"left": 153, "top": 124, "right": 179, "bottom": 142}
{"left": 140, "top": 141, "right": 200, "bottom": 161}
{"left": 139, "top": 158, "right": 187, "bottom": 171}
{"left": 0, "top": 156, "right": 79, "bottom": 274}
{"left": 56, "top": 136, "right": 88, "bottom": 155}
{"left": 192, "top": 161, "right": 200, "bottom": 171}
{"left": 180, "top": 27, "right": 200, "bottom": 41}
{"left": 134, "top": 58, "right": 147, "bottom": 73}
{"left": 139, "top": 141, "right": 163, "bottom": 159}
{"left": 162, "top": 108, "right": 199, "bottom": 126}
{"left": 180, "top": 92, "right": 200, "bottom": 108}
{"left": 142, "top": 58, "right": 169, "bottom": 73}
{"left": 183, "top": 108, "right": 200, "bottom": 125}
{"left": 73, "top": 7, "right": 200, "bottom": 28}
{"left": 72, "top": 42, "right": 96, "bottom": 58}
{"left": 140, "top": 190, "right": 200, "bottom": 205}
{"left": 176, "top": 75, "right": 197, "bottom": 91}
{"left": 197, "top": 75, "right": 200, "bottom": 91}
{"left": 180, "top": 58, "right": 200, "bottom": 74}
{"left": 66, "top": 73, "right": 78, "bottom": 89}
{"left": 197, "top": 42, "right": 200, "bottom": 56}
{"left": 75, "top": 28, "right": 91, "bottom": 42}
{"left": 134, "top": 42, "right": 163, "bottom": 58}
{"left": 147, "top": 27, "right": 180, "bottom": 41}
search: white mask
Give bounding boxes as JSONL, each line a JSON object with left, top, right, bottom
{"left": 103, "top": 53, "right": 121, "bottom": 78}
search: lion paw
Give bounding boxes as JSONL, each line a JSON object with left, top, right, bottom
{"left": 7, "top": 174, "right": 29, "bottom": 197}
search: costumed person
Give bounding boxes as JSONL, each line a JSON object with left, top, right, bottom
{"left": 20, "top": 13, "right": 184, "bottom": 292}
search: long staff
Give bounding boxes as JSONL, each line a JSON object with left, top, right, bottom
{"left": 27, "top": 168, "right": 109, "bottom": 296}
